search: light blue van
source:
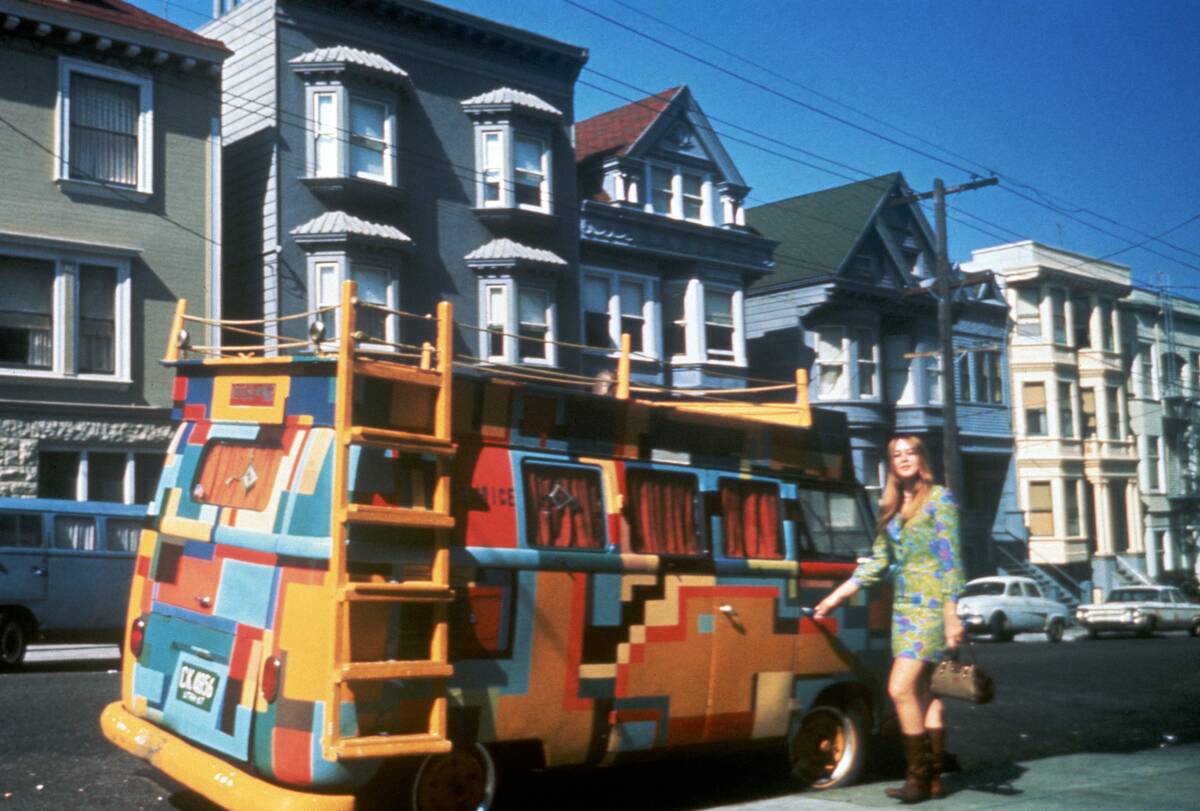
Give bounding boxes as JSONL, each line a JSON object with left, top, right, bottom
{"left": 0, "top": 498, "right": 146, "bottom": 668}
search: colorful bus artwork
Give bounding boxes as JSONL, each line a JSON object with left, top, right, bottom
{"left": 101, "top": 284, "right": 893, "bottom": 810}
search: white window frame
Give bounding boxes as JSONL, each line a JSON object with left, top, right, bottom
{"left": 1057, "top": 380, "right": 1075, "bottom": 439}
{"left": 1026, "top": 480, "right": 1054, "bottom": 538}
{"left": 1022, "top": 381, "right": 1048, "bottom": 437}
{"left": 37, "top": 446, "right": 163, "bottom": 505}
{"left": 1013, "top": 285, "right": 1042, "bottom": 340}
{"left": 517, "top": 286, "right": 553, "bottom": 365}
{"left": 473, "top": 126, "right": 552, "bottom": 213}
{"left": 580, "top": 269, "right": 659, "bottom": 359}
{"left": 643, "top": 161, "right": 714, "bottom": 225}
{"left": 0, "top": 245, "right": 131, "bottom": 383}
{"left": 980, "top": 350, "right": 1004, "bottom": 404}
{"left": 701, "top": 284, "right": 740, "bottom": 364}
{"left": 815, "top": 327, "right": 847, "bottom": 399}
{"left": 664, "top": 279, "right": 744, "bottom": 366}
{"left": 476, "top": 278, "right": 556, "bottom": 366}
{"left": 304, "top": 85, "right": 397, "bottom": 185}
{"left": 56, "top": 58, "right": 154, "bottom": 197}
{"left": 853, "top": 328, "right": 879, "bottom": 400}
{"left": 305, "top": 253, "right": 399, "bottom": 348}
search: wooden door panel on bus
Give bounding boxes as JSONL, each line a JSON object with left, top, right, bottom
{"left": 706, "top": 585, "right": 800, "bottom": 744}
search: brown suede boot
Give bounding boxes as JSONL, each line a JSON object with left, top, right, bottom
{"left": 928, "top": 727, "right": 946, "bottom": 799}
{"left": 885, "top": 733, "right": 931, "bottom": 803}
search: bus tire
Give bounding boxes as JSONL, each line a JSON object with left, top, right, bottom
{"left": 411, "top": 742, "right": 495, "bottom": 811}
{"left": 0, "top": 612, "right": 27, "bottom": 670}
{"left": 788, "top": 702, "right": 867, "bottom": 791}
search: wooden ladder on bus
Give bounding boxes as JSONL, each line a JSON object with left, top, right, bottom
{"left": 323, "top": 280, "right": 456, "bottom": 761}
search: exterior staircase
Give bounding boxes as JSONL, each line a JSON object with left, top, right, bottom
{"left": 1114, "top": 554, "right": 1156, "bottom": 587}
{"left": 995, "top": 545, "right": 1085, "bottom": 611}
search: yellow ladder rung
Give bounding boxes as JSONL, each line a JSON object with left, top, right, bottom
{"left": 348, "top": 426, "right": 455, "bottom": 453}
{"left": 352, "top": 358, "right": 445, "bottom": 387}
{"left": 333, "top": 733, "right": 453, "bottom": 760}
{"left": 344, "top": 504, "right": 456, "bottom": 529}
{"left": 341, "top": 582, "right": 453, "bottom": 602}
{"left": 338, "top": 660, "right": 454, "bottom": 682}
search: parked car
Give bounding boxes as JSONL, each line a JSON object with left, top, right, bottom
{"left": 1075, "top": 586, "right": 1200, "bottom": 638}
{"left": 956, "top": 576, "right": 1072, "bottom": 642}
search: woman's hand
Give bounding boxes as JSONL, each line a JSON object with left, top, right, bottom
{"left": 944, "top": 607, "right": 965, "bottom": 649}
{"left": 814, "top": 580, "right": 859, "bottom": 618}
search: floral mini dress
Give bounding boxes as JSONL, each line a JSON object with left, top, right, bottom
{"left": 851, "top": 485, "right": 964, "bottom": 662}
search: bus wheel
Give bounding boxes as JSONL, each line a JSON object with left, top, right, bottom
{"left": 788, "top": 702, "right": 866, "bottom": 790}
{"left": 411, "top": 743, "right": 495, "bottom": 811}
{"left": 0, "top": 613, "right": 27, "bottom": 670}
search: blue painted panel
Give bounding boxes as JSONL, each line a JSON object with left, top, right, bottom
{"left": 614, "top": 721, "right": 657, "bottom": 751}
{"left": 214, "top": 558, "right": 276, "bottom": 628}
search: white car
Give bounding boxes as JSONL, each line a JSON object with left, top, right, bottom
{"left": 1075, "top": 586, "right": 1200, "bottom": 638}
{"left": 956, "top": 576, "right": 1072, "bottom": 642}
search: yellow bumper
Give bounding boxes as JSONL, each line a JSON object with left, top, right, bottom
{"left": 100, "top": 702, "right": 356, "bottom": 811}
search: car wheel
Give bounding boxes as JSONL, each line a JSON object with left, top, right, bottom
{"left": 411, "top": 743, "right": 496, "bottom": 811}
{"left": 788, "top": 702, "right": 868, "bottom": 790}
{"left": 989, "top": 612, "right": 1013, "bottom": 642}
{"left": 1136, "top": 618, "right": 1156, "bottom": 639}
{"left": 1190, "top": 619, "right": 1200, "bottom": 638}
{"left": 0, "top": 613, "right": 27, "bottom": 670}
{"left": 1045, "top": 618, "right": 1064, "bottom": 643}
{"left": 1086, "top": 628, "right": 1100, "bottom": 640}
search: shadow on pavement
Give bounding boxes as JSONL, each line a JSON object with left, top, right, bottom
{"left": 943, "top": 761, "right": 1028, "bottom": 798}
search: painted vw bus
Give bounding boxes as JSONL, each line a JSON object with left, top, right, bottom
{"left": 101, "top": 284, "right": 891, "bottom": 809}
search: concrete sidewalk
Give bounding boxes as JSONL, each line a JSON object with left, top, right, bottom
{"left": 708, "top": 743, "right": 1200, "bottom": 810}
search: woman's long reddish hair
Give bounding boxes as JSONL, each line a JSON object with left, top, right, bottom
{"left": 875, "top": 435, "right": 937, "bottom": 534}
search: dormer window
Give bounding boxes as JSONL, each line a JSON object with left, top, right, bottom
{"left": 291, "top": 46, "right": 409, "bottom": 188}
{"left": 463, "top": 88, "right": 561, "bottom": 216}
{"left": 645, "top": 163, "right": 711, "bottom": 224}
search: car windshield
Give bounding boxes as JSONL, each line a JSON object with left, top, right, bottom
{"left": 1106, "top": 589, "right": 1159, "bottom": 603}
{"left": 961, "top": 582, "right": 1006, "bottom": 597}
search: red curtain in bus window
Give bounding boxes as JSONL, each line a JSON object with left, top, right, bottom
{"left": 523, "top": 465, "right": 605, "bottom": 549}
{"left": 626, "top": 471, "right": 700, "bottom": 555}
{"left": 720, "top": 479, "right": 783, "bottom": 559}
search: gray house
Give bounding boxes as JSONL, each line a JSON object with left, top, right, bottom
{"left": 574, "top": 86, "right": 776, "bottom": 389}
{"left": 744, "top": 173, "right": 1025, "bottom": 577}
{"left": 200, "top": 0, "right": 587, "bottom": 366}
{"left": 0, "top": 0, "right": 226, "bottom": 508}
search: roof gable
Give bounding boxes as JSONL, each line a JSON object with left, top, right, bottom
{"left": 747, "top": 173, "right": 912, "bottom": 289}
{"left": 576, "top": 87, "right": 681, "bottom": 164}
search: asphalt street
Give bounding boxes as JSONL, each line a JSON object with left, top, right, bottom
{"left": 1, "top": 631, "right": 1197, "bottom": 810}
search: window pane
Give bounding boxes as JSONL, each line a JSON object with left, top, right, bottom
{"left": 1059, "top": 382, "right": 1074, "bottom": 437}
{"left": 583, "top": 277, "right": 611, "bottom": 348}
{"left": 664, "top": 288, "right": 686, "bottom": 356}
{"left": 314, "top": 93, "right": 338, "bottom": 177}
{"left": 79, "top": 264, "right": 116, "bottom": 374}
{"left": 583, "top": 277, "right": 608, "bottom": 312}
{"left": 681, "top": 173, "right": 703, "bottom": 220}
{"left": 486, "top": 286, "right": 506, "bottom": 357}
{"left": 55, "top": 516, "right": 97, "bottom": 550}
{"left": 70, "top": 73, "right": 139, "bottom": 186}
{"left": 1081, "top": 388, "right": 1097, "bottom": 438}
{"left": 514, "top": 135, "right": 545, "bottom": 208}
{"left": 518, "top": 289, "right": 548, "bottom": 360}
{"left": 1064, "top": 481, "right": 1080, "bottom": 536}
{"left": 0, "top": 256, "right": 54, "bottom": 370}
{"left": 1024, "top": 382, "right": 1047, "bottom": 436}
{"left": 797, "top": 489, "right": 872, "bottom": 559}
{"left": 134, "top": 453, "right": 164, "bottom": 504}
{"left": 1028, "top": 483, "right": 1053, "bottom": 536}
{"left": 88, "top": 452, "right": 126, "bottom": 502}
{"left": 0, "top": 514, "right": 42, "bottom": 548}
{"left": 721, "top": 479, "right": 783, "bottom": 559}
{"left": 705, "top": 289, "right": 733, "bottom": 325}
{"left": 524, "top": 464, "right": 605, "bottom": 550}
{"left": 354, "top": 266, "right": 389, "bottom": 340}
{"left": 626, "top": 470, "right": 701, "bottom": 555}
{"left": 519, "top": 289, "right": 547, "bottom": 326}
{"left": 482, "top": 132, "right": 502, "bottom": 203}
{"left": 651, "top": 166, "right": 672, "bottom": 214}
{"left": 350, "top": 98, "right": 385, "bottom": 140}
{"left": 619, "top": 281, "right": 644, "bottom": 316}
{"left": 1072, "top": 295, "right": 1091, "bottom": 348}
{"left": 38, "top": 451, "right": 79, "bottom": 499}
{"left": 349, "top": 98, "right": 387, "bottom": 178}
{"left": 107, "top": 518, "right": 143, "bottom": 552}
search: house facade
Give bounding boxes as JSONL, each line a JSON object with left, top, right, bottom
{"left": 744, "top": 174, "right": 1023, "bottom": 578}
{"left": 1120, "top": 286, "right": 1200, "bottom": 583}
{"left": 0, "top": 0, "right": 226, "bottom": 511}
{"left": 962, "top": 242, "right": 1143, "bottom": 597}
{"left": 200, "top": 0, "right": 587, "bottom": 367}
{"left": 574, "top": 86, "right": 776, "bottom": 389}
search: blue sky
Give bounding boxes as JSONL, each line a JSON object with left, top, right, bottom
{"left": 143, "top": 0, "right": 1200, "bottom": 293}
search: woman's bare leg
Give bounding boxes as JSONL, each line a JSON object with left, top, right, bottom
{"left": 924, "top": 696, "right": 945, "bottom": 729}
{"left": 889, "top": 657, "right": 931, "bottom": 735}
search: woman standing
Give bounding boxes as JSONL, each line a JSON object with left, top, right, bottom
{"left": 815, "top": 436, "right": 964, "bottom": 804}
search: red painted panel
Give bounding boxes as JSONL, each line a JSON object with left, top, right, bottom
{"left": 453, "top": 444, "right": 517, "bottom": 548}
{"left": 172, "top": 376, "right": 188, "bottom": 403}
{"left": 797, "top": 561, "right": 856, "bottom": 579}
{"left": 273, "top": 728, "right": 312, "bottom": 784}
{"left": 183, "top": 403, "right": 207, "bottom": 422}
{"left": 461, "top": 587, "right": 503, "bottom": 653}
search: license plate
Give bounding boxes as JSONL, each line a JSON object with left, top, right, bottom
{"left": 176, "top": 663, "right": 220, "bottom": 712}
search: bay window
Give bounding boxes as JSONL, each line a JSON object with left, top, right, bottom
{"left": 1050, "top": 288, "right": 1067, "bottom": 344}
{"left": 309, "top": 256, "right": 399, "bottom": 345}
{"left": 0, "top": 249, "right": 129, "bottom": 381}
{"left": 1064, "top": 480, "right": 1081, "bottom": 536}
{"left": 1058, "top": 381, "right": 1075, "bottom": 438}
{"left": 306, "top": 87, "right": 396, "bottom": 184}
{"left": 854, "top": 328, "right": 878, "bottom": 398}
{"left": 816, "top": 328, "right": 846, "bottom": 398}
{"left": 1027, "top": 482, "right": 1053, "bottom": 537}
{"left": 1015, "top": 286, "right": 1041, "bottom": 339}
{"left": 485, "top": 285, "right": 507, "bottom": 360}
{"left": 57, "top": 59, "right": 153, "bottom": 195}
{"left": 704, "top": 288, "right": 735, "bottom": 360}
{"left": 925, "top": 348, "right": 942, "bottom": 403}
{"left": 645, "top": 163, "right": 711, "bottom": 224}
{"left": 477, "top": 280, "right": 556, "bottom": 365}
{"left": 980, "top": 350, "right": 1003, "bottom": 404}
{"left": 1023, "top": 382, "right": 1047, "bottom": 436}
{"left": 474, "top": 128, "right": 551, "bottom": 212}
{"left": 518, "top": 288, "right": 551, "bottom": 362}
{"left": 581, "top": 272, "right": 656, "bottom": 355}
{"left": 884, "top": 334, "right": 914, "bottom": 404}
{"left": 662, "top": 280, "right": 743, "bottom": 365}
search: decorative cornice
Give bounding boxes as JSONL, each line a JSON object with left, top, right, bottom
{"left": 290, "top": 45, "right": 410, "bottom": 88}
{"left": 291, "top": 211, "right": 412, "bottom": 250}
{"left": 461, "top": 87, "right": 562, "bottom": 121}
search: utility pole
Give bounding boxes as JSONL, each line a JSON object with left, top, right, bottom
{"left": 898, "top": 177, "right": 998, "bottom": 498}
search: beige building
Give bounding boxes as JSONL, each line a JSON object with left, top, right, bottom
{"left": 963, "top": 242, "right": 1140, "bottom": 597}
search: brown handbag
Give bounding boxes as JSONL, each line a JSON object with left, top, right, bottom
{"left": 930, "top": 643, "right": 995, "bottom": 704}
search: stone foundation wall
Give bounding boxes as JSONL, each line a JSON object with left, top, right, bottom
{"left": 0, "top": 415, "right": 174, "bottom": 498}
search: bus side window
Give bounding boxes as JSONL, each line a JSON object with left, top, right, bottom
{"left": 0, "top": 513, "right": 43, "bottom": 548}
{"left": 105, "top": 518, "right": 143, "bottom": 552}
{"left": 717, "top": 478, "right": 784, "bottom": 560}
{"left": 797, "top": 489, "right": 872, "bottom": 560}
{"left": 784, "top": 498, "right": 816, "bottom": 556}
{"left": 522, "top": 463, "right": 606, "bottom": 550}
{"left": 54, "top": 516, "right": 98, "bottom": 550}
{"left": 624, "top": 469, "right": 704, "bottom": 556}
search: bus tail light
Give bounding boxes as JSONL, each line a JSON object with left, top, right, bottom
{"left": 130, "top": 616, "right": 147, "bottom": 658}
{"left": 262, "top": 656, "right": 282, "bottom": 703}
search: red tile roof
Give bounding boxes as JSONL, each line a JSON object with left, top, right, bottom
{"left": 20, "top": 0, "right": 228, "bottom": 52}
{"left": 575, "top": 86, "right": 682, "bottom": 164}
